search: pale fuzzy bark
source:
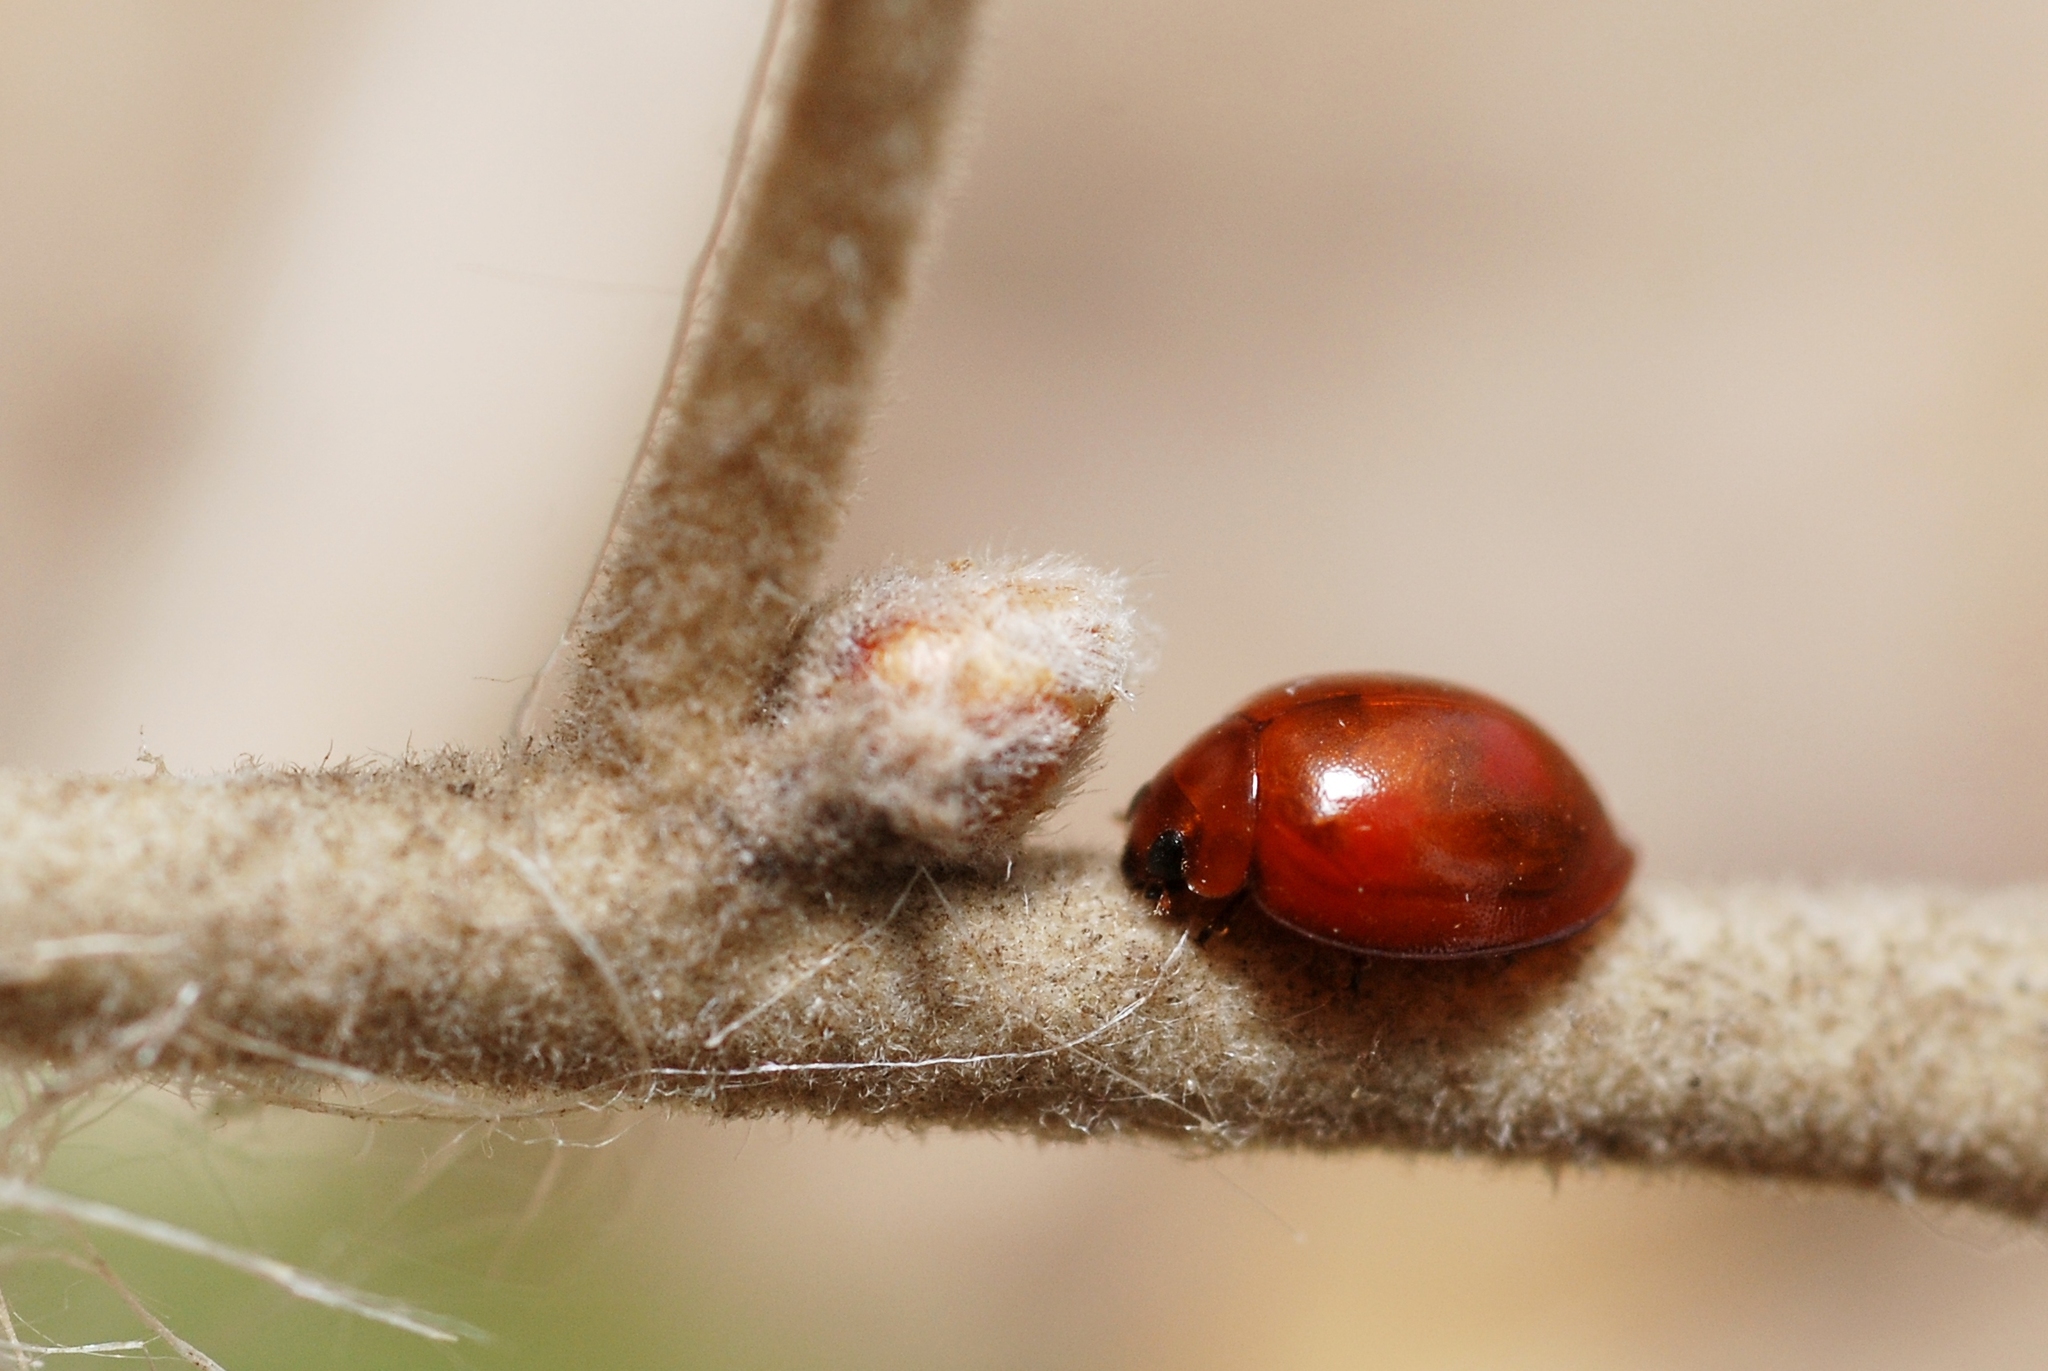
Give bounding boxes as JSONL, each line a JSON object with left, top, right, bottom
{"left": 2, "top": 0, "right": 2046, "bottom": 1229}
{"left": 527, "top": 0, "right": 981, "bottom": 774}
{"left": 2, "top": 767, "right": 2045, "bottom": 1216}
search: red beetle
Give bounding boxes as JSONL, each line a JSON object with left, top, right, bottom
{"left": 1121, "top": 675, "right": 1633, "bottom": 957}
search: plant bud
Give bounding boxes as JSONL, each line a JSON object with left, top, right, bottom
{"left": 733, "top": 556, "right": 1138, "bottom": 866}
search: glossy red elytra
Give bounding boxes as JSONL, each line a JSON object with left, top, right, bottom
{"left": 1121, "top": 675, "right": 1633, "bottom": 958}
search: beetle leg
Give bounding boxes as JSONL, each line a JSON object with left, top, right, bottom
{"left": 1191, "top": 891, "right": 1247, "bottom": 945}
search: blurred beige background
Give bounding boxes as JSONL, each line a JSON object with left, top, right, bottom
{"left": 7, "top": 1, "right": 2048, "bottom": 1366}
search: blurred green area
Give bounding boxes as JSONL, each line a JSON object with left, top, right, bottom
{"left": 25, "top": 1099, "right": 680, "bottom": 1365}
{"left": 4, "top": 1089, "right": 2048, "bottom": 1370}
{"left": 18, "top": 1096, "right": 784, "bottom": 1369}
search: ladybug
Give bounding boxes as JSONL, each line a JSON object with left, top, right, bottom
{"left": 1121, "top": 675, "right": 1634, "bottom": 957}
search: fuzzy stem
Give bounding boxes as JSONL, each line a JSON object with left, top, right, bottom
{"left": 530, "top": 0, "right": 980, "bottom": 773}
{"left": 1, "top": 763, "right": 2045, "bottom": 1216}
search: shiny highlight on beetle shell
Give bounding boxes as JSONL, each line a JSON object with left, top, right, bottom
{"left": 1122, "top": 675, "right": 1634, "bottom": 957}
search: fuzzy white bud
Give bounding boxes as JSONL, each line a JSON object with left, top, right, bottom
{"left": 731, "top": 556, "right": 1138, "bottom": 867}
